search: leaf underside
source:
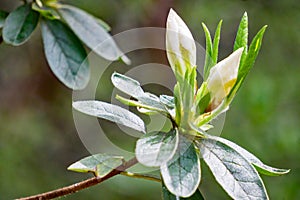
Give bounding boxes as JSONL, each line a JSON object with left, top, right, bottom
{"left": 58, "top": 5, "right": 127, "bottom": 62}
{"left": 161, "top": 135, "right": 201, "bottom": 198}
{"left": 136, "top": 129, "right": 179, "bottom": 167}
{"left": 67, "top": 154, "right": 123, "bottom": 177}
{"left": 73, "top": 100, "right": 146, "bottom": 133}
{"left": 199, "top": 138, "right": 269, "bottom": 200}
{"left": 207, "top": 135, "right": 290, "bottom": 176}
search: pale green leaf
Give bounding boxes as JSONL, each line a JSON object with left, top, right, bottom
{"left": 95, "top": 17, "right": 111, "bottom": 32}
{"left": 136, "top": 129, "right": 179, "bottom": 167}
{"left": 160, "top": 95, "right": 175, "bottom": 109}
{"left": 112, "top": 72, "right": 167, "bottom": 112}
{"left": 3, "top": 4, "right": 39, "bottom": 45}
{"left": 73, "top": 101, "right": 146, "bottom": 133}
{"left": 206, "top": 135, "right": 290, "bottom": 176}
{"left": 58, "top": 4, "right": 129, "bottom": 63}
{"left": 161, "top": 135, "right": 201, "bottom": 198}
{"left": 67, "top": 154, "right": 123, "bottom": 177}
{"left": 116, "top": 95, "right": 168, "bottom": 114}
{"left": 198, "top": 137, "right": 269, "bottom": 200}
{"left": 41, "top": 19, "right": 89, "bottom": 90}
{"left": 111, "top": 72, "right": 145, "bottom": 98}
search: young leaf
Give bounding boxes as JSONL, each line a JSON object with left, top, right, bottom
{"left": 136, "top": 129, "right": 179, "bottom": 167}
{"left": 111, "top": 72, "right": 145, "bottom": 99}
{"left": 198, "top": 138, "right": 269, "bottom": 200}
{"left": 237, "top": 25, "right": 267, "bottom": 82}
{"left": 205, "top": 135, "right": 290, "bottom": 176}
{"left": 112, "top": 72, "right": 167, "bottom": 112}
{"left": 116, "top": 95, "right": 168, "bottom": 115}
{"left": 162, "top": 182, "right": 205, "bottom": 200}
{"left": 73, "top": 100, "right": 146, "bottom": 133}
{"left": 173, "top": 83, "right": 182, "bottom": 125}
{"left": 202, "top": 23, "right": 213, "bottom": 80}
{"left": 58, "top": 4, "right": 129, "bottom": 64}
{"left": 3, "top": 4, "right": 39, "bottom": 45}
{"left": 160, "top": 95, "right": 175, "bottom": 109}
{"left": 234, "top": 12, "right": 248, "bottom": 65}
{"left": 161, "top": 135, "right": 201, "bottom": 198}
{"left": 212, "top": 20, "right": 222, "bottom": 65}
{"left": 0, "top": 10, "right": 8, "bottom": 28}
{"left": 67, "top": 154, "right": 123, "bottom": 177}
{"left": 194, "top": 82, "right": 210, "bottom": 115}
{"left": 41, "top": 19, "right": 89, "bottom": 90}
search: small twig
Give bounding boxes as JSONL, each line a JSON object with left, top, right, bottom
{"left": 18, "top": 157, "right": 138, "bottom": 200}
{"left": 120, "top": 171, "right": 161, "bottom": 183}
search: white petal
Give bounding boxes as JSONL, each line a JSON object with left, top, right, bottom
{"left": 166, "top": 9, "right": 196, "bottom": 76}
{"left": 207, "top": 47, "right": 244, "bottom": 108}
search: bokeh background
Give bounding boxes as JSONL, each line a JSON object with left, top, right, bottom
{"left": 0, "top": 0, "right": 299, "bottom": 199}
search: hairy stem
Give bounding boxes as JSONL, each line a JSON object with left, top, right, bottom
{"left": 18, "top": 157, "right": 138, "bottom": 200}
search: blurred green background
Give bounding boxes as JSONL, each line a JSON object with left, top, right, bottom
{"left": 0, "top": 0, "right": 299, "bottom": 199}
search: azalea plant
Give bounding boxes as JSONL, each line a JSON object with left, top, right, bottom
{"left": 70, "top": 9, "right": 289, "bottom": 199}
{"left": 20, "top": 8, "right": 289, "bottom": 200}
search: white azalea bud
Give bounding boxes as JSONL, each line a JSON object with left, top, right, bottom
{"left": 166, "top": 9, "right": 196, "bottom": 77}
{"left": 207, "top": 48, "right": 244, "bottom": 110}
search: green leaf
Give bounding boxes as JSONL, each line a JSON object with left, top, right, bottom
{"left": 161, "top": 135, "right": 201, "bottom": 198}
{"left": 136, "top": 129, "right": 179, "bottom": 167}
{"left": 234, "top": 12, "right": 248, "bottom": 65}
{"left": 212, "top": 20, "right": 222, "bottom": 65}
{"left": 73, "top": 100, "right": 146, "bottom": 133}
{"left": 174, "top": 83, "right": 182, "bottom": 125}
{"left": 206, "top": 135, "right": 290, "bottom": 176}
{"left": 41, "top": 19, "right": 89, "bottom": 90}
{"left": 194, "top": 82, "right": 210, "bottom": 115}
{"left": 58, "top": 4, "right": 129, "bottom": 63}
{"left": 67, "top": 154, "right": 123, "bottom": 177}
{"left": 160, "top": 95, "right": 175, "bottom": 109}
{"left": 3, "top": 4, "right": 39, "bottom": 45}
{"left": 162, "top": 182, "right": 205, "bottom": 200}
{"left": 111, "top": 72, "right": 145, "bottom": 99}
{"left": 112, "top": 72, "right": 167, "bottom": 112}
{"left": 202, "top": 23, "right": 213, "bottom": 80}
{"left": 198, "top": 137, "right": 269, "bottom": 200}
{"left": 0, "top": 10, "right": 8, "bottom": 28}
{"left": 95, "top": 17, "right": 111, "bottom": 32}
{"left": 238, "top": 25, "right": 267, "bottom": 82}
{"left": 116, "top": 95, "right": 168, "bottom": 115}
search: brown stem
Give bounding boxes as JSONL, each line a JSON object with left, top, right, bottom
{"left": 18, "top": 157, "right": 138, "bottom": 200}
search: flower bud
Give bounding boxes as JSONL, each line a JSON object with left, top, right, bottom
{"left": 207, "top": 47, "right": 244, "bottom": 110}
{"left": 166, "top": 9, "right": 196, "bottom": 78}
